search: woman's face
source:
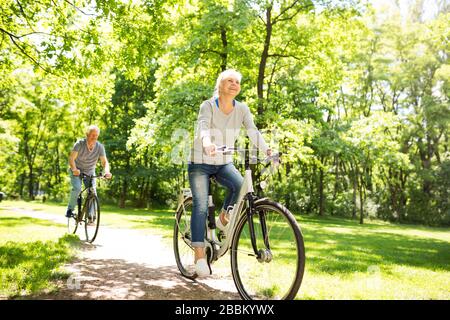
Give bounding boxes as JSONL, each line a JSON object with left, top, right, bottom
{"left": 220, "top": 76, "right": 241, "bottom": 98}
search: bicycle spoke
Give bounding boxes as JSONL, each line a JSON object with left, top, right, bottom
{"left": 230, "top": 248, "right": 257, "bottom": 257}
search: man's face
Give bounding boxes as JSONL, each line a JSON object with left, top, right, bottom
{"left": 87, "top": 130, "right": 99, "bottom": 144}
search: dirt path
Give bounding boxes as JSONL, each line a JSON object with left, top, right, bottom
{"left": 13, "top": 208, "right": 241, "bottom": 300}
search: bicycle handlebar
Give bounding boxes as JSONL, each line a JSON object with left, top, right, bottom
{"left": 215, "top": 145, "right": 237, "bottom": 154}
{"left": 78, "top": 173, "right": 110, "bottom": 179}
{"left": 215, "top": 145, "right": 282, "bottom": 163}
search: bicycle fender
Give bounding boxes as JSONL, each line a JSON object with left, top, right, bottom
{"left": 176, "top": 195, "right": 192, "bottom": 214}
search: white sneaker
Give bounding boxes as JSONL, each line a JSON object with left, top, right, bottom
{"left": 195, "top": 258, "right": 211, "bottom": 277}
{"left": 216, "top": 214, "right": 229, "bottom": 232}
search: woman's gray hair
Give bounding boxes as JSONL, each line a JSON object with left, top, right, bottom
{"left": 86, "top": 125, "right": 100, "bottom": 136}
{"left": 213, "top": 69, "right": 242, "bottom": 98}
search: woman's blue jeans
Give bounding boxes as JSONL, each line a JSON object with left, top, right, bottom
{"left": 188, "top": 162, "right": 244, "bottom": 248}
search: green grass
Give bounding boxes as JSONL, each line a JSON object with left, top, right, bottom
{"left": 0, "top": 207, "right": 81, "bottom": 298}
{"left": 1, "top": 200, "right": 174, "bottom": 240}
{"left": 299, "top": 216, "right": 450, "bottom": 299}
{"left": 1, "top": 199, "right": 449, "bottom": 299}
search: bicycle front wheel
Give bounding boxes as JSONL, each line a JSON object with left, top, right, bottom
{"left": 84, "top": 195, "right": 100, "bottom": 243}
{"left": 230, "top": 199, "right": 305, "bottom": 300}
{"left": 67, "top": 214, "right": 79, "bottom": 234}
{"left": 173, "top": 197, "right": 197, "bottom": 279}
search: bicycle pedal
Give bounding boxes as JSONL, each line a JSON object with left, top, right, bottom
{"left": 217, "top": 231, "right": 226, "bottom": 242}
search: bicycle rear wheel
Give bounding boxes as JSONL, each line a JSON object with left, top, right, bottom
{"left": 84, "top": 195, "right": 100, "bottom": 243}
{"left": 173, "top": 197, "right": 197, "bottom": 279}
{"left": 230, "top": 199, "right": 305, "bottom": 300}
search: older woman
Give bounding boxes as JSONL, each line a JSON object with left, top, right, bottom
{"left": 189, "top": 69, "right": 271, "bottom": 277}
{"left": 66, "top": 125, "right": 112, "bottom": 218}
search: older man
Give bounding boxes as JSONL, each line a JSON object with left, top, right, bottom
{"left": 66, "top": 125, "right": 112, "bottom": 218}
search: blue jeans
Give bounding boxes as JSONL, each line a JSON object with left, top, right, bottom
{"left": 188, "top": 162, "right": 244, "bottom": 247}
{"left": 67, "top": 170, "right": 97, "bottom": 211}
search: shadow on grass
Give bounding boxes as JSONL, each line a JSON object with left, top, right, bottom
{"left": 296, "top": 214, "right": 450, "bottom": 233}
{"left": 303, "top": 225, "right": 450, "bottom": 274}
{"left": 0, "top": 217, "right": 60, "bottom": 228}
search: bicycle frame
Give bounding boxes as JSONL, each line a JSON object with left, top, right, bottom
{"left": 81, "top": 174, "right": 99, "bottom": 193}
{"left": 76, "top": 174, "right": 102, "bottom": 220}
{"left": 215, "top": 169, "right": 255, "bottom": 257}
{"left": 177, "top": 166, "right": 270, "bottom": 262}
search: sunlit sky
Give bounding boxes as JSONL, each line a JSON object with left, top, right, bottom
{"left": 369, "top": 0, "right": 441, "bottom": 21}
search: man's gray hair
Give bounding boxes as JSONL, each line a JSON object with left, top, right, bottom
{"left": 86, "top": 125, "right": 100, "bottom": 136}
{"left": 213, "top": 69, "right": 242, "bottom": 98}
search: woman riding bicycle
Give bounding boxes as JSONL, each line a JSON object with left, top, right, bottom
{"left": 188, "top": 69, "right": 272, "bottom": 277}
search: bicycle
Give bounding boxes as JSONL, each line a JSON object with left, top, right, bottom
{"left": 67, "top": 173, "right": 105, "bottom": 243}
{"left": 173, "top": 147, "right": 305, "bottom": 300}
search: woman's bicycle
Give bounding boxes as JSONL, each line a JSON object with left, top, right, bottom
{"left": 174, "top": 147, "right": 305, "bottom": 300}
{"left": 67, "top": 173, "right": 104, "bottom": 243}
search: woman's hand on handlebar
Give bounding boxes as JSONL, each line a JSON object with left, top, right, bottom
{"left": 104, "top": 172, "right": 112, "bottom": 179}
{"left": 203, "top": 143, "right": 217, "bottom": 156}
{"left": 202, "top": 136, "right": 217, "bottom": 156}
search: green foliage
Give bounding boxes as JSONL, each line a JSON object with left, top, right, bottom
{"left": 0, "top": 1, "right": 448, "bottom": 225}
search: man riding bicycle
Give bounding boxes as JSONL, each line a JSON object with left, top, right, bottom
{"left": 65, "top": 125, "right": 112, "bottom": 218}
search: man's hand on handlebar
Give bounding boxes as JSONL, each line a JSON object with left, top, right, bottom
{"left": 72, "top": 168, "right": 81, "bottom": 176}
{"left": 104, "top": 172, "right": 112, "bottom": 179}
{"left": 266, "top": 150, "right": 281, "bottom": 167}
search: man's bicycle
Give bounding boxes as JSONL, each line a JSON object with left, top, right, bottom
{"left": 174, "top": 147, "right": 305, "bottom": 300}
{"left": 67, "top": 173, "right": 104, "bottom": 243}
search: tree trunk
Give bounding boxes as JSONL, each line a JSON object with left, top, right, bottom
{"left": 332, "top": 155, "right": 339, "bottom": 216}
{"left": 350, "top": 161, "right": 357, "bottom": 219}
{"left": 257, "top": 6, "right": 273, "bottom": 118}
{"left": 19, "top": 173, "right": 25, "bottom": 198}
{"left": 418, "top": 135, "right": 435, "bottom": 196}
{"left": 358, "top": 165, "right": 364, "bottom": 224}
{"left": 147, "top": 180, "right": 154, "bottom": 209}
{"left": 55, "top": 139, "right": 61, "bottom": 184}
{"left": 28, "top": 165, "right": 34, "bottom": 200}
{"left": 220, "top": 26, "right": 228, "bottom": 71}
{"left": 318, "top": 164, "right": 325, "bottom": 216}
{"left": 310, "top": 165, "right": 317, "bottom": 214}
{"left": 399, "top": 168, "right": 408, "bottom": 221}
{"left": 119, "top": 178, "right": 127, "bottom": 208}
{"left": 285, "top": 161, "right": 291, "bottom": 208}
